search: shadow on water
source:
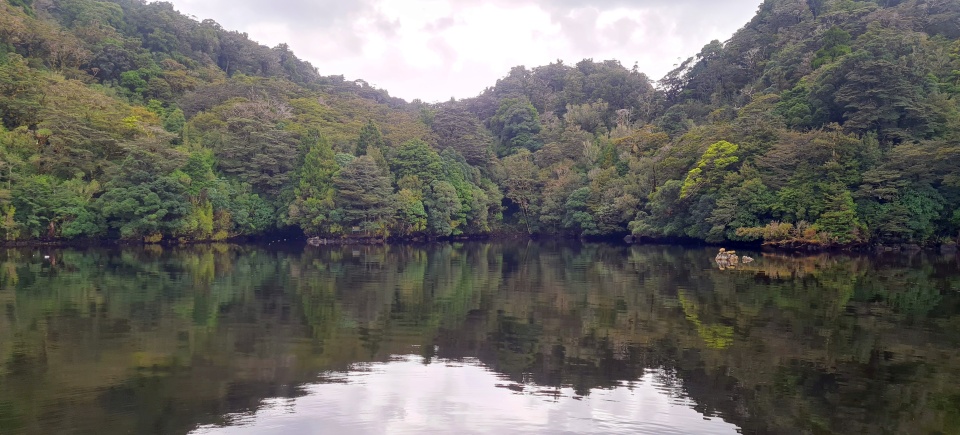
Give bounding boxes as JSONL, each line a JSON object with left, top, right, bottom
{"left": 0, "top": 242, "right": 959, "bottom": 434}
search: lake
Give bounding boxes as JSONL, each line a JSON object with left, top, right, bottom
{"left": 1, "top": 242, "right": 958, "bottom": 434}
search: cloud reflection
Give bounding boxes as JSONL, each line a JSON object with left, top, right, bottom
{"left": 192, "top": 355, "right": 739, "bottom": 435}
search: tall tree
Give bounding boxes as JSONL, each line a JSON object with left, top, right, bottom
{"left": 355, "top": 119, "right": 384, "bottom": 156}
{"left": 491, "top": 97, "right": 541, "bottom": 156}
{"left": 431, "top": 107, "right": 491, "bottom": 166}
{"left": 333, "top": 155, "right": 395, "bottom": 236}
{"left": 288, "top": 134, "right": 338, "bottom": 235}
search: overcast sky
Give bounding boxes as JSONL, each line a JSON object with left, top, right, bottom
{"left": 162, "top": 0, "right": 764, "bottom": 102}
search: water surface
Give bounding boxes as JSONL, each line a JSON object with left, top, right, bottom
{"left": 1, "top": 242, "right": 958, "bottom": 434}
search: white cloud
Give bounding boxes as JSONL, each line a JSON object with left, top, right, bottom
{"left": 161, "top": 0, "right": 764, "bottom": 102}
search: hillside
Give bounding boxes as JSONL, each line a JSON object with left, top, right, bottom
{"left": 0, "top": 0, "right": 958, "bottom": 247}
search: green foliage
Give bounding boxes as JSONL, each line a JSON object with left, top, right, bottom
{"left": 1, "top": 204, "right": 18, "bottom": 240}
{"left": 814, "top": 189, "right": 864, "bottom": 244}
{"left": 2, "top": 0, "right": 960, "bottom": 247}
{"left": 500, "top": 150, "right": 540, "bottom": 234}
{"left": 860, "top": 185, "right": 945, "bottom": 243}
{"left": 211, "top": 101, "right": 299, "bottom": 196}
{"left": 390, "top": 140, "right": 444, "bottom": 184}
{"left": 7, "top": 0, "right": 34, "bottom": 16}
{"left": 96, "top": 176, "right": 189, "bottom": 241}
{"left": 333, "top": 156, "right": 395, "bottom": 236}
{"left": 355, "top": 120, "right": 384, "bottom": 156}
{"left": 56, "top": 0, "right": 124, "bottom": 28}
{"left": 334, "top": 153, "right": 355, "bottom": 168}
{"left": 708, "top": 177, "right": 774, "bottom": 242}
{"left": 0, "top": 55, "right": 43, "bottom": 129}
{"left": 680, "top": 140, "right": 739, "bottom": 198}
{"left": 492, "top": 97, "right": 541, "bottom": 156}
{"left": 424, "top": 180, "right": 462, "bottom": 236}
{"left": 178, "top": 198, "right": 214, "bottom": 240}
{"left": 288, "top": 134, "right": 338, "bottom": 235}
{"left": 432, "top": 106, "right": 491, "bottom": 166}
{"left": 630, "top": 180, "right": 686, "bottom": 239}
{"left": 163, "top": 108, "right": 185, "bottom": 134}
{"left": 207, "top": 181, "right": 274, "bottom": 236}
{"left": 776, "top": 83, "right": 822, "bottom": 128}
{"left": 562, "top": 187, "right": 598, "bottom": 235}
{"left": 811, "top": 27, "right": 852, "bottom": 69}
{"left": 394, "top": 188, "right": 427, "bottom": 236}
{"left": 299, "top": 135, "right": 338, "bottom": 194}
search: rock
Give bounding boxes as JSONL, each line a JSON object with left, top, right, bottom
{"left": 624, "top": 235, "right": 636, "bottom": 244}
{"left": 741, "top": 256, "right": 754, "bottom": 263}
{"left": 715, "top": 248, "right": 740, "bottom": 268}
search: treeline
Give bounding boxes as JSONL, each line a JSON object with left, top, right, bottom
{"left": 1, "top": 0, "right": 959, "bottom": 245}
{"left": 0, "top": 0, "right": 494, "bottom": 241}
{"left": 457, "top": 0, "right": 960, "bottom": 247}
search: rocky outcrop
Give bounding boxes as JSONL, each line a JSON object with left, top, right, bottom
{"left": 307, "top": 237, "right": 385, "bottom": 246}
{"left": 715, "top": 249, "right": 755, "bottom": 269}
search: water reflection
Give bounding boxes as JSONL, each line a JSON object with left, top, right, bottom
{"left": 0, "top": 242, "right": 958, "bottom": 434}
{"left": 194, "top": 356, "right": 738, "bottom": 435}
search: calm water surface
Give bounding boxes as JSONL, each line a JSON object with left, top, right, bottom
{"left": 1, "top": 242, "right": 958, "bottom": 434}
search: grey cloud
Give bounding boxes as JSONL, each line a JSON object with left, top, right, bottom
{"left": 374, "top": 14, "right": 401, "bottom": 38}
{"left": 603, "top": 17, "right": 641, "bottom": 45}
{"left": 171, "top": 0, "right": 378, "bottom": 52}
{"left": 422, "top": 16, "right": 456, "bottom": 32}
{"left": 166, "top": 0, "right": 762, "bottom": 100}
{"left": 222, "top": 0, "right": 373, "bottom": 27}
{"left": 551, "top": 7, "right": 602, "bottom": 53}
{"left": 427, "top": 36, "right": 458, "bottom": 66}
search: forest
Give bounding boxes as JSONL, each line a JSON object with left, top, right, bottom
{"left": 1, "top": 0, "right": 959, "bottom": 247}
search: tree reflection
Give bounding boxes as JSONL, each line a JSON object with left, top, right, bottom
{"left": 0, "top": 243, "right": 958, "bottom": 434}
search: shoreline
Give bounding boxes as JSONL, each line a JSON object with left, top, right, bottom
{"left": 2, "top": 233, "right": 957, "bottom": 256}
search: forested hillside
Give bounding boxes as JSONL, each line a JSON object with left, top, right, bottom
{"left": 1, "top": 0, "right": 959, "bottom": 246}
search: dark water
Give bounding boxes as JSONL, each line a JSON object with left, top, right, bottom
{"left": 1, "top": 242, "right": 959, "bottom": 435}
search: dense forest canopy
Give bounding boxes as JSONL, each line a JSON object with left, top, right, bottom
{"left": 0, "top": 0, "right": 959, "bottom": 246}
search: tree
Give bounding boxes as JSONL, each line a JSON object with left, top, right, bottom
{"left": 390, "top": 140, "right": 444, "bottom": 184}
{"left": 96, "top": 176, "right": 189, "bottom": 241}
{"left": 214, "top": 99, "right": 299, "bottom": 197}
{"left": 424, "top": 180, "right": 461, "bottom": 236}
{"left": 811, "top": 27, "right": 852, "bottom": 70}
{"left": 288, "top": 134, "right": 338, "bottom": 235}
{"left": 0, "top": 54, "right": 43, "bottom": 129}
{"left": 814, "top": 189, "right": 864, "bottom": 244}
{"left": 500, "top": 150, "right": 540, "bottom": 233}
{"left": 562, "top": 187, "right": 598, "bottom": 235}
{"left": 491, "top": 97, "right": 541, "bottom": 156}
{"left": 94, "top": 152, "right": 190, "bottom": 241}
{"left": 394, "top": 188, "right": 427, "bottom": 236}
{"left": 680, "top": 140, "right": 740, "bottom": 198}
{"left": 333, "top": 156, "right": 395, "bottom": 236}
{"left": 431, "top": 107, "right": 492, "bottom": 166}
{"left": 355, "top": 119, "right": 384, "bottom": 156}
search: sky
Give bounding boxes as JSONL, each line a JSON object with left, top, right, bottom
{"left": 161, "top": 0, "right": 764, "bottom": 102}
